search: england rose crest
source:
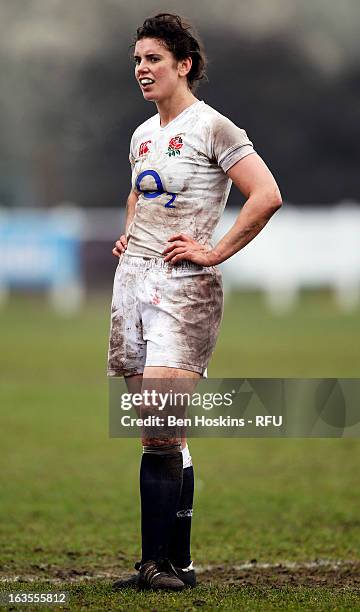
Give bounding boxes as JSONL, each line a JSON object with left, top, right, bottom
{"left": 166, "top": 134, "right": 183, "bottom": 156}
{"left": 139, "top": 140, "right": 151, "bottom": 156}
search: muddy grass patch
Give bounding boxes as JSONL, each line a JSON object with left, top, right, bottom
{"left": 201, "top": 560, "right": 360, "bottom": 589}
{"left": 1, "top": 560, "right": 359, "bottom": 589}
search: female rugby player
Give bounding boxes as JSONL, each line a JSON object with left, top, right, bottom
{"left": 108, "top": 13, "right": 282, "bottom": 591}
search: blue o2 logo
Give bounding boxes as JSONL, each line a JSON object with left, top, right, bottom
{"left": 136, "top": 170, "right": 176, "bottom": 208}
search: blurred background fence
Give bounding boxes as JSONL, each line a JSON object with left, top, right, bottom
{"left": 1, "top": 203, "right": 359, "bottom": 314}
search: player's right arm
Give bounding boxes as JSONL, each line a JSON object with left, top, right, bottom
{"left": 112, "top": 189, "right": 139, "bottom": 258}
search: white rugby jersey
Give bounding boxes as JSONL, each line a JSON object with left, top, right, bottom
{"left": 126, "top": 100, "right": 255, "bottom": 258}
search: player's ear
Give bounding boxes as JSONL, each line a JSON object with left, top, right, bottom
{"left": 178, "top": 56, "right": 192, "bottom": 78}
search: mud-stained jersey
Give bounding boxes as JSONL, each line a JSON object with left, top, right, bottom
{"left": 126, "top": 100, "right": 255, "bottom": 258}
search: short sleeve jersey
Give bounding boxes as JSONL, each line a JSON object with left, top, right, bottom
{"left": 126, "top": 100, "right": 255, "bottom": 258}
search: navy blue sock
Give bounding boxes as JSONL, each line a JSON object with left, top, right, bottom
{"left": 140, "top": 449, "right": 183, "bottom": 563}
{"left": 168, "top": 465, "right": 194, "bottom": 568}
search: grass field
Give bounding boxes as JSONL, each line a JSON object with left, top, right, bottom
{"left": 1, "top": 291, "right": 359, "bottom": 610}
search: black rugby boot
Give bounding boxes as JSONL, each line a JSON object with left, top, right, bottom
{"left": 112, "top": 559, "right": 196, "bottom": 590}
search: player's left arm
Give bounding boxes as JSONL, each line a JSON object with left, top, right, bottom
{"left": 210, "top": 153, "right": 282, "bottom": 264}
{"left": 163, "top": 153, "right": 282, "bottom": 266}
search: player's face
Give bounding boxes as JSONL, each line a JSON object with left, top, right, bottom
{"left": 134, "top": 38, "right": 185, "bottom": 102}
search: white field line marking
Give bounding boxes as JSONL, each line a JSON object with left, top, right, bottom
{"left": 235, "top": 560, "right": 357, "bottom": 571}
{"left": 0, "top": 560, "right": 358, "bottom": 583}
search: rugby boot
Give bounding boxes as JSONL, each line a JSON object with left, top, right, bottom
{"left": 112, "top": 559, "right": 196, "bottom": 590}
{"left": 138, "top": 559, "right": 185, "bottom": 590}
{"left": 175, "top": 562, "right": 197, "bottom": 587}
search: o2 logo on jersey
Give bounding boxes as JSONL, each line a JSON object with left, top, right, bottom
{"left": 136, "top": 170, "right": 176, "bottom": 208}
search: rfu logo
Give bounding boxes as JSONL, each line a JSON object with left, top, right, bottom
{"left": 166, "top": 134, "right": 183, "bottom": 157}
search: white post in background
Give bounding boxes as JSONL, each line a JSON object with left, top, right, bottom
{"left": 214, "top": 204, "right": 360, "bottom": 313}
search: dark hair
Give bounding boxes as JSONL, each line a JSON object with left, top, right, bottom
{"left": 134, "top": 13, "right": 207, "bottom": 92}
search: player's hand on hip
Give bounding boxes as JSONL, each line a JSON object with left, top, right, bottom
{"left": 112, "top": 234, "right": 127, "bottom": 258}
{"left": 163, "top": 233, "right": 218, "bottom": 267}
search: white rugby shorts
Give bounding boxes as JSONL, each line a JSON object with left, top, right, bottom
{"left": 107, "top": 253, "right": 223, "bottom": 376}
